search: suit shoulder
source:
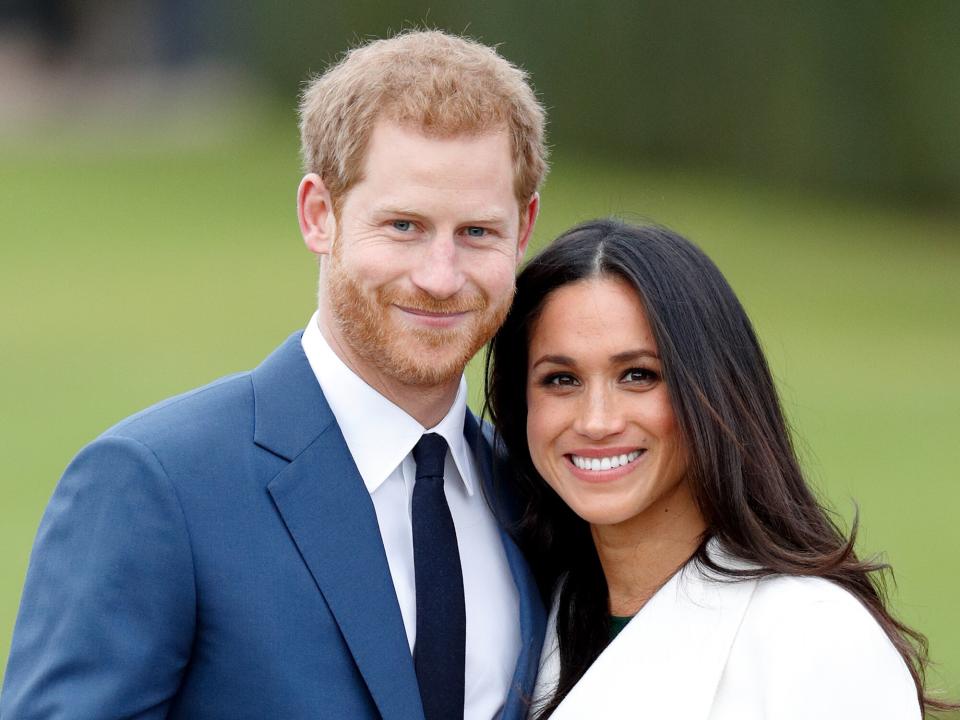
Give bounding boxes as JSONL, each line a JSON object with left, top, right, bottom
{"left": 100, "top": 371, "right": 255, "bottom": 451}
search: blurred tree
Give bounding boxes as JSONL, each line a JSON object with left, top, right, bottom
{"left": 10, "top": 0, "right": 954, "bottom": 207}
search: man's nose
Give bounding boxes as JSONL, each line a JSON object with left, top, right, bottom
{"left": 410, "top": 234, "right": 466, "bottom": 299}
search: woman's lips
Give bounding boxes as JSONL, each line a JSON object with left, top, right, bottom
{"left": 564, "top": 448, "right": 646, "bottom": 482}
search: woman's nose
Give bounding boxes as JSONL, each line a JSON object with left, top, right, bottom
{"left": 573, "top": 387, "right": 626, "bottom": 440}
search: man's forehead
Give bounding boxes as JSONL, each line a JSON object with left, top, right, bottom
{"left": 365, "top": 118, "right": 512, "bottom": 154}
{"left": 357, "top": 122, "right": 516, "bottom": 192}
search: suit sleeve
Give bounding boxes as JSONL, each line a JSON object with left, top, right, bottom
{"left": 1, "top": 434, "right": 196, "bottom": 719}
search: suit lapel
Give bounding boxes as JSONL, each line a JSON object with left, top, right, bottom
{"left": 550, "top": 557, "right": 757, "bottom": 719}
{"left": 465, "top": 414, "right": 546, "bottom": 720}
{"left": 253, "top": 334, "right": 423, "bottom": 720}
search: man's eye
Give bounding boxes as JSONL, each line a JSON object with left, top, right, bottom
{"left": 392, "top": 220, "right": 413, "bottom": 232}
{"left": 465, "top": 226, "right": 487, "bottom": 238}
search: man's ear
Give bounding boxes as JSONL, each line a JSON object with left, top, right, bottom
{"left": 298, "top": 173, "right": 336, "bottom": 255}
{"left": 516, "top": 192, "right": 540, "bottom": 263}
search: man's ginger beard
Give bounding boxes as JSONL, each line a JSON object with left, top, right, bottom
{"left": 325, "top": 237, "right": 514, "bottom": 388}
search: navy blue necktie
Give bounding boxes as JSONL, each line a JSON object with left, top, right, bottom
{"left": 412, "top": 433, "right": 466, "bottom": 720}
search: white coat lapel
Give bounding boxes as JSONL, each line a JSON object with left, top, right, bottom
{"left": 546, "top": 561, "right": 758, "bottom": 719}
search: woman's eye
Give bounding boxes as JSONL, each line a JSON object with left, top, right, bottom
{"left": 543, "top": 373, "right": 578, "bottom": 387}
{"left": 623, "top": 368, "right": 658, "bottom": 384}
{"left": 392, "top": 220, "right": 413, "bottom": 232}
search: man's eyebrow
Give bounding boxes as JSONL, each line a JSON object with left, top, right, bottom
{"left": 372, "top": 205, "right": 426, "bottom": 218}
{"left": 372, "top": 206, "right": 511, "bottom": 226}
{"left": 461, "top": 213, "right": 511, "bottom": 226}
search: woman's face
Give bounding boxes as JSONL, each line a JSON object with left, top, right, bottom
{"left": 525, "top": 276, "right": 697, "bottom": 532}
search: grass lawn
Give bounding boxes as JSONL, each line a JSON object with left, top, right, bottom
{"left": 1, "top": 112, "right": 958, "bottom": 697}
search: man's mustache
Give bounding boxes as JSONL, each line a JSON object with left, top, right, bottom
{"left": 379, "top": 289, "right": 486, "bottom": 315}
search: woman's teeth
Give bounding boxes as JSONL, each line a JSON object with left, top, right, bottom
{"left": 570, "top": 450, "right": 642, "bottom": 471}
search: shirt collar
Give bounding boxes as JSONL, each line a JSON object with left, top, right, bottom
{"left": 300, "top": 312, "right": 476, "bottom": 496}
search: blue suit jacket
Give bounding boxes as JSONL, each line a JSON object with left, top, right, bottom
{"left": 1, "top": 332, "right": 546, "bottom": 719}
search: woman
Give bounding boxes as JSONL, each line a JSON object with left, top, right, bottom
{"left": 486, "top": 220, "right": 953, "bottom": 718}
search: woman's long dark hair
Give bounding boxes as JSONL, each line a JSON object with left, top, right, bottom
{"left": 485, "top": 219, "right": 953, "bottom": 717}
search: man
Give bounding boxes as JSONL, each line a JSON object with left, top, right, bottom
{"left": 1, "top": 30, "right": 547, "bottom": 719}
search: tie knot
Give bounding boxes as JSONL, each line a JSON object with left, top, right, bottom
{"left": 413, "top": 433, "right": 448, "bottom": 479}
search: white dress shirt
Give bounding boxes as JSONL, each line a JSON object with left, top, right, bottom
{"left": 301, "top": 313, "right": 521, "bottom": 720}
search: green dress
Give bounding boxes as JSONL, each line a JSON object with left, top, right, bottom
{"left": 609, "top": 614, "right": 634, "bottom": 641}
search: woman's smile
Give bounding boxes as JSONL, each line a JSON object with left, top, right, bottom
{"left": 525, "top": 276, "right": 694, "bottom": 530}
{"left": 566, "top": 448, "right": 645, "bottom": 479}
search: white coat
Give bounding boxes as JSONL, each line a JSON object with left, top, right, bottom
{"left": 532, "top": 548, "right": 920, "bottom": 719}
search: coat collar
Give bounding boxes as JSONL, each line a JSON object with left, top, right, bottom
{"left": 251, "top": 331, "right": 335, "bottom": 461}
{"left": 300, "top": 315, "right": 478, "bottom": 496}
{"left": 539, "top": 545, "right": 758, "bottom": 720}
{"left": 255, "top": 333, "right": 424, "bottom": 719}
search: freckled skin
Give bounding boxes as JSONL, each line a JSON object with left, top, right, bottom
{"left": 326, "top": 122, "right": 530, "bottom": 388}
{"left": 299, "top": 120, "right": 539, "bottom": 424}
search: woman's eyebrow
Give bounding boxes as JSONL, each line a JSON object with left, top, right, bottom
{"left": 530, "top": 354, "right": 575, "bottom": 370}
{"left": 530, "top": 349, "right": 660, "bottom": 370}
{"left": 610, "top": 349, "right": 660, "bottom": 363}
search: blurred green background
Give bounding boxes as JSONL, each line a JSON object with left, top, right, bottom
{"left": 1, "top": 0, "right": 958, "bottom": 704}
